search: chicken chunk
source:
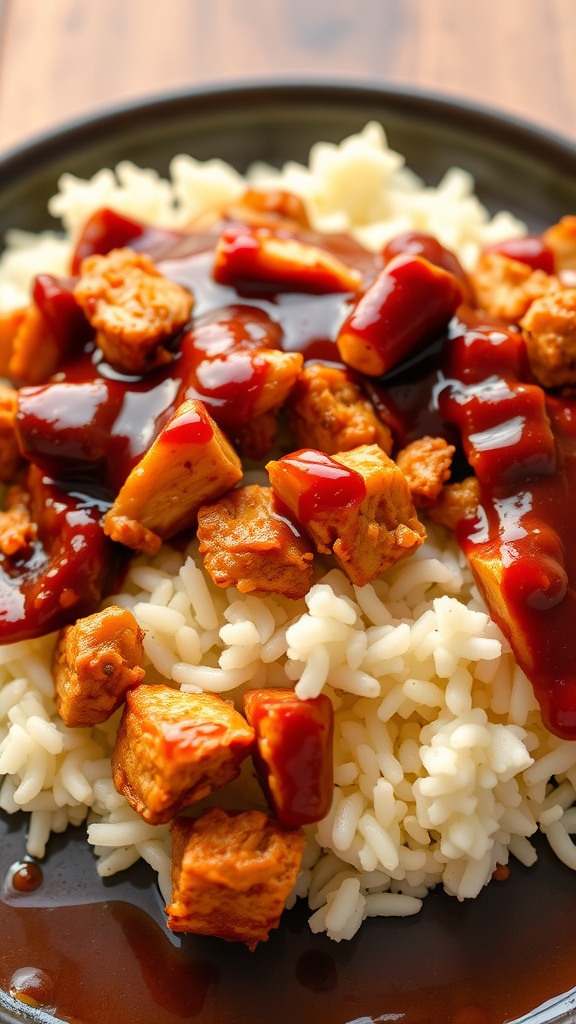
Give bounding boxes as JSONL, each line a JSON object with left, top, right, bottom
{"left": 543, "top": 216, "right": 576, "bottom": 272}
{"left": 74, "top": 247, "right": 193, "bottom": 373}
{"left": 267, "top": 444, "right": 426, "bottom": 586}
{"left": 287, "top": 363, "right": 393, "bottom": 455}
{"left": 112, "top": 685, "right": 255, "bottom": 824}
{"left": 103, "top": 399, "right": 243, "bottom": 555}
{"left": 225, "top": 188, "right": 311, "bottom": 231}
{"left": 52, "top": 606, "right": 145, "bottom": 728}
{"left": 520, "top": 288, "right": 576, "bottom": 388}
{"left": 396, "top": 436, "right": 455, "bottom": 508}
{"left": 0, "top": 484, "right": 36, "bottom": 556}
{"left": 197, "top": 485, "right": 314, "bottom": 600}
{"left": 471, "top": 251, "right": 560, "bottom": 323}
{"left": 426, "top": 476, "right": 481, "bottom": 531}
{"left": 8, "top": 305, "right": 63, "bottom": 385}
{"left": 0, "top": 384, "right": 22, "bottom": 482}
{"left": 166, "top": 808, "right": 305, "bottom": 950}
{"left": 0, "top": 307, "right": 26, "bottom": 377}
{"left": 244, "top": 688, "right": 333, "bottom": 827}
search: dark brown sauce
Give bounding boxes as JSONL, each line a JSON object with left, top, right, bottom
{"left": 1, "top": 819, "right": 576, "bottom": 1024}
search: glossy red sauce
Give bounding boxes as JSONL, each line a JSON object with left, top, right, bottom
{"left": 244, "top": 690, "right": 334, "bottom": 828}
{"left": 160, "top": 405, "right": 214, "bottom": 447}
{"left": 273, "top": 449, "right": 366, "bottom": 524}
{"left": 440, "top": 312, "right": 576, "bottom": 737}
{"left": 484, "top": 234, "right": 556, "bottom": 274}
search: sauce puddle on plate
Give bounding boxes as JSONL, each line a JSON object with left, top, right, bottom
{"left": 1, "top": 813, "right": 576, "bottom": 1024}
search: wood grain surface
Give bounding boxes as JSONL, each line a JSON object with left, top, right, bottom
{"left": 0, "top": 0, "right": 575, "bottom": 152}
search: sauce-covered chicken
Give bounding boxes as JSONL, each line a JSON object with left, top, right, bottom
{"left": 244, "top": 687, "right": 334, "bottom": 827}
{"left": 287, "top": 363, "right": 393, "bottom": 455}
{"left": 267, "top": 444, "right": 425, "bottom": 586}
{"left": 112, "top": 685, "right": 255, "bottom": 825}
{"left": 103, "top": 399, "right": 243, "bottom": 555}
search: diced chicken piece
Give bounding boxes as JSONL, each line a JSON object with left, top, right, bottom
{"left": 267, "top": 444, "right": 426, "bottom": 586}
{"left": 396, "top": 436, "right": 455, "bottom": 508}
{"left": 471, "top": 252, "right": 561, "bottom": 323}
{"left": 543, "top": 216, "right": 576, "bottom": 272}
{"left": 0, "top": 484, "right": 36, "bottom": 556}
{"left": 166, "top": 808, "right": 305, "bottom": 950}
{"left": 52, "top": 606, "right": 145, "bottom": 728}
{"left": 112, "top": 685, "right": 255, "bottom": 824}
{"left": 243, "top": 688, "right": 333, "bottom": 827}
{"left": 214, "top": 225, "right": 362, "bottom": 294}
{"left": 244, "top": 350, "right": 303, "bottom": 420}
{"left": 0, "top": 307, "right": 26, "bottom": 377}
{"left": 427, "top": 476, "right": 481, "bottom": 531}
{"left": 103, "top": 399, "right": 243, "bottom": 555}
{"left": 0, "top": 384, "right": 22, "bottom": 482}
{"left": 197, "top": 485, "right": 314, "bottom": 600}
{"left": 520, "top": 288, "right": 576, "bottom": 388}
{"left": 8, "top": 305, "right": 63, "bottom": 385}
{"left": 74, "top": 247, "right": 193, "bottom": 373}
{"left": 287, "top": 363, "right": 393, "bottom": 455}
{"left": 225, "top": 188, "right": 311, "bottom": 231}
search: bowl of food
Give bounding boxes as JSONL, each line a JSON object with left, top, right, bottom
{"left": 1, "top": 82, "right": 576, "bottom": 1024}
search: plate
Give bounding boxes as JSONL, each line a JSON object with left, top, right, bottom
{"left": 1, "top": 82, "right": 576, "bottom": 1024}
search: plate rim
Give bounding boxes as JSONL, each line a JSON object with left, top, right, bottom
{"left": 1, "top": 78, "right": 576, "bottom": 186}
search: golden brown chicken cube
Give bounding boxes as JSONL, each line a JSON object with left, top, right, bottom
{"left": 0, "top": 384, "right": 22, "bottom": 482}
{"left": 197, "top": 485, "right": 314, "bottom": 600}
{"left": 287, "top": 363, "right": 393, "bottom": 455}
{"left": 8, "top": 305, "right": 63, "bottom": 385}
{"left": 267, "top": 444, "right": 425, "bottom": 586}
{"left": 74, "top": 247, "right": 193, "bottom": 373}
{"left": 52, "top": 606, "right": 145, "bottom": 728}
{"left": 112, "top": 685, "right": 255, "bottom": 825}
{"left": 426, "top": 476, "right": 481, "bottom": 532}
{"left": 0, "top": 484, "right": 36, "bottom": 557}
{"left": 103, "top": 399, "right": 243, "bottom": 555}
{"left": 520, "top": 288, "right": 576, "bottom": 388}
{"left": 166, "top": 808, "right": 305, "bottom": 950}
{"left": 396, "top": 435, "right": 455, "bottom": 508}
{"left": 471, "top": 251, "right": 560, "bottom": 323}
{"left": 0, "top": 307, "right": 26, "bottom": 377}
{"left": 543, "top": 216, "right": 576, "bottom": 272}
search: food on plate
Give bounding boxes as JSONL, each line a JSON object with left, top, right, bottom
{"left": 112, "top": 685, "right": 255, "bottom": 825}
{"left": 53, "top": 606, "right": 145, "bottom": 727}
{"left": 102, "top": 399, "right": 243, "bottom": 554}
{"left": 244, "top": 687, "right": 334, "bottom": 827}
{"left": 1, "top": 122, "right": 576, "bottom": 955}
{"left": 73, "top": 246, "right": 194, "bottom": 373}
{"left": 267, "top": 445, "right": 426, "bottom": 586}
{"left": 197, "top": 484, "right": 315, "bottom": 599}
{"left": 166, "top": 808, "right": 305, "bottom": 949}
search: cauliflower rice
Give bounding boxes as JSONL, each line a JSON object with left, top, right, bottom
{"left": 1, "top": 122, "right": 575, "bottom": 944}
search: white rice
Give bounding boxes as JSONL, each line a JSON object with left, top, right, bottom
{"left": 2, "top": 123, "right": 575, "bottom": 944}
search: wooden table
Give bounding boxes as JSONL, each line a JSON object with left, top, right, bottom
{"left": 0, "top": 0, "right": 575, "bottom": 154}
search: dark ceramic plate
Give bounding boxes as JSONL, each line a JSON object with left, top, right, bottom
{"left": 1, "top": 82, "right": 576, "bottom": 1024}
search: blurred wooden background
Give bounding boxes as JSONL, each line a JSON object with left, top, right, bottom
{"left": 0, "top": 0, "right": 575, "bottom": 152}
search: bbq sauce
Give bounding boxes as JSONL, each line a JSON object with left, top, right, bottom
{"left": 269, "top": 449, "right": 367, "bottom": 524}
{"left": 1, "top": 820, "right": 576, "bottom": 1024}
